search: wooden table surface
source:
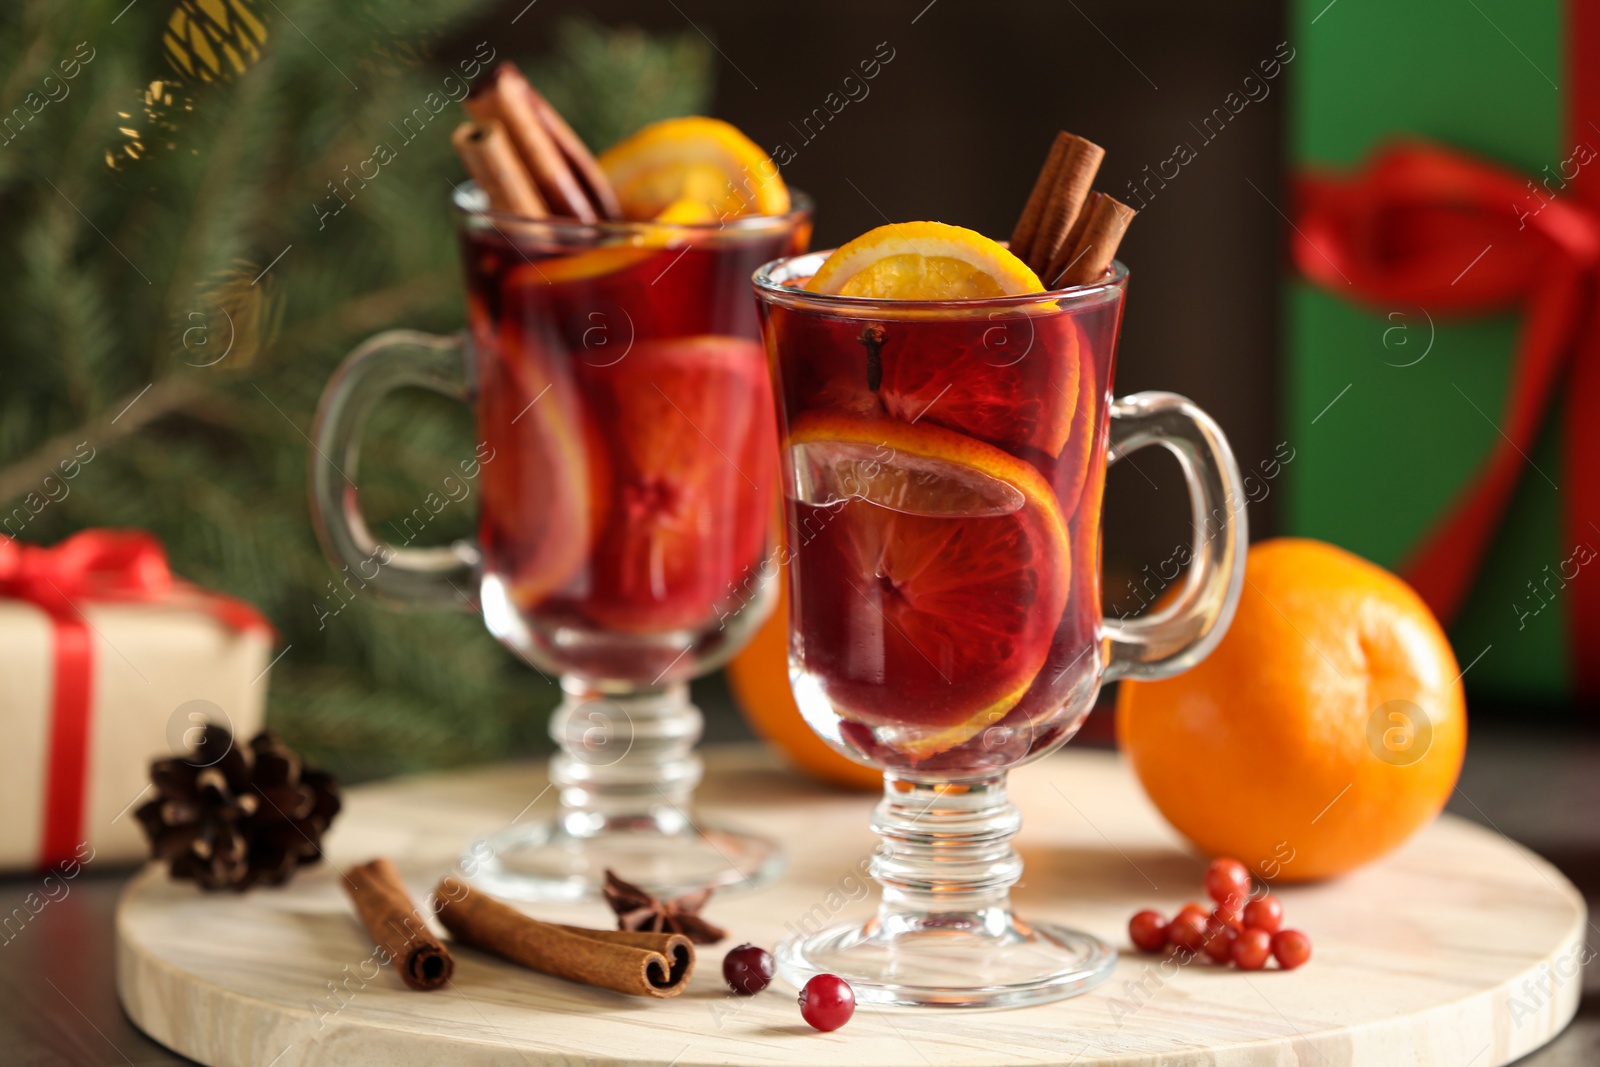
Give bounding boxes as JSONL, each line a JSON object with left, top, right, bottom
{"left": 4, "top": 714, "right": 1599, "bottom": 1066}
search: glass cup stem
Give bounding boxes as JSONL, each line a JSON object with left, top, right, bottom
{"left": 777, "top": 771, "right": 1114, "bottom": 1008}
{"left": 872, "top": 775, "right": 1023, "bottom": 926}
{"left": 471, "top": 679, "right": 782, "bottom": 902}
{"left": 547, "top": 680, "right": 703, "bottom": 840}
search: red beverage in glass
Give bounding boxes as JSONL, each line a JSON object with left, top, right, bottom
{"left": 753, "top": 246, "right": 1245, "bottom": 1009}
{"left": 311, "top": 182, "right": 811, "bottom": 902}
{"left": 763, "top": 271, "right": 1120, "bottom": 775}
{"left": 462, "top": 210, "right": 810, "bottom": 683}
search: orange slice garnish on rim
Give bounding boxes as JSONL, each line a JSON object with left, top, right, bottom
{"left": 786, "top": 412, "right": 1070, "bottom": 760}
{"left": 598, "top": 117, "right": 790, "bottom": 220}
{"left": 805, "top": 222, "right": 1043, "bottom": 299}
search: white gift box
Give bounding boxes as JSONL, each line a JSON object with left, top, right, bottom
{"left": 0, "top": 540, "right": 272, "bottom": 872}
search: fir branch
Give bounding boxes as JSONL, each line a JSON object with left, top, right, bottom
{"left": 1, "top": 4, "right": 718, "bottom": 779}
{"left": 0, "top": 378, "right": 213, "bottom": 503}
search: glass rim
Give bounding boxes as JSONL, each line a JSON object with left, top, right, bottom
{"left": 751, "top": 248, "right": 1127, "bottom": 313}
{"left": 451, "top": 180, "right": 814, "bottom": 238}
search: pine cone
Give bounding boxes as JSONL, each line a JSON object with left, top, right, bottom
{"left": 136, "top": 724, "right": 341, "bottom": 891}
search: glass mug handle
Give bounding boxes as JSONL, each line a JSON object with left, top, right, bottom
{"left": 308, "top": 329, "right": 479, "bottom": 609}
{"left": 1100, "top": 390, "right": 1248, "bottom": 681}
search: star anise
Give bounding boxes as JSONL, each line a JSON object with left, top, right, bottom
{"left": 135, "top": 724, "right": 341, "bottom": 891}
{"left": 602, "top": 869, "right": 726, "bottom": 944}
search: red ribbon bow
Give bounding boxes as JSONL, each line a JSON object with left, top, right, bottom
{"left": 0, "top": 530, "right": 272, "bottom": 868}
{"left": 1293, "top": 140, "right": 1600, "bottom": 696}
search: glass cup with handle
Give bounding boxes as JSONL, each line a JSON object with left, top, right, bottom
{"left": 753, "top": 251, "right": 1246, "bottom": 1007}
{"left": 309, "top": 183, "right": 812, "bottom": 901}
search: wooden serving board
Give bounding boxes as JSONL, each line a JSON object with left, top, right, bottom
{"left": 117, "top": 747, "right": 1586, "bottom": 1066}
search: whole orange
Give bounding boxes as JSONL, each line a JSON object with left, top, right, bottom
{"left": 1117, "top": 538, "right": 1466, "bottom": 882}
{"left": 726, "top": 577, "right": 882, "bottom": 791}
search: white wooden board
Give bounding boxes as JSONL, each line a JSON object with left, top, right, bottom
{"left": 117, "top": 746, "right": 1586, "bottom": 1066}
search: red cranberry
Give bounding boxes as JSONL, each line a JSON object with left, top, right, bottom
{"left": 1243, "top": 895, "right": 1284, "bottom": 935}
{"left": 1167, "top": 911, "right": 1209, "bottom": 955}
{"left": 1128, "top": 910, "right": 1169, "bottom": 953}
{"left": 722, "top": 943, "right": 775, "bottom": 995}
{"left": 1203, "top": 923, "right": 1237, "bottom": 964}
{"left": 1204, "top": 857, "right": 1252, "bottom": 907}
{"left": 1211, "top": 903, "right": 1244, "bottom": 933}
{"left": 1232, "top": 928, "right": 1273, "bottom": 970}
{"left": 799, "top": 973, "right": 855, "bottom": 1031}
{"left": 1272, "top": 929, "right": 1313, "bottom": 970}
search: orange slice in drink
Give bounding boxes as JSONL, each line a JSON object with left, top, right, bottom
{"left": 598, "top": 117, "right": 790, "bottom": 220}
{"left": 653, "top": 197, "right": 722, "bottom": 224}
{"left": 574, "top": 334, "right": 775, "bottom": 633}
{"left": 805, "top": 222, "right": 1043, "bottom": 299}
{"left": 881, "top": 310, "right": 1081, "bottom": 458}
{"left": 475, "top": 303, "right": 604, "bottom": 609}
{"left": 786, "top": 412, "right": 1070, "bottom": 760}
{"left": 1055, "top": 328, "right": 1102, "bottom": 514}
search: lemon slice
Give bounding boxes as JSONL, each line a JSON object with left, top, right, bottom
{"left": 598, "top": 117, "right": 790, "bottom": 220}
{"left": 805, "top": 222, "right": 1044, "bottom": 299}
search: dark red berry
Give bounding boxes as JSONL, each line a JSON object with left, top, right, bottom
{"left": 1272, "top": 929, "right": 1313, "bottom": 970}
{"left": 1167, "top": 911, "right": 1209, "bottom": 955}
{"left": 722, "top": 943, "right": 775, "bottom": 995}
{"left": 799, "top": 973, "right": 855, "bottom": 1031}
{"left": 1210, "top": 903, "right": 1244, "bottom": 933}
{"left": 1232, "top": 928, "right": 1272, "bottom": 970}
{"left": 1204, "top": 857, "right": 1252, "bottom": 907}
{"left": 1203, "top": 923, "right": 1236, "bottom": 964}
{"left": 1243, "top": 895, "right": 1284, "bottom": 935}
{"left": 1128, "top": 910, "right": 1168, "bottom": 953}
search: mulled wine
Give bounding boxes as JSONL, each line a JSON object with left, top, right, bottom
{"left": 766, "top": 282, "right": 1122, "bottom": 776}
{"left": 464, "top": 215, "right": 808, "bottom": 683}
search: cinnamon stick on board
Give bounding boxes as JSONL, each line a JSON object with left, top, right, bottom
{"left": 434, "top": 876, "right": 695, "bottom": 998}
{"left": 466, "top": 63, "right": 599, "bottom": 222}
{"left": 342, "top": 858, "right": 455, "bottom": 991}
{"left": 451, "top": 121, "right": 547, "bottom": 218}
{"left": 1052, "top": 193, "right": 1137, "bottom": 287}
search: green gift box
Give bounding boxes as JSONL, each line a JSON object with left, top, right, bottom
{"left": 1285, "top": 0, "right": 1600, "bottom": 704}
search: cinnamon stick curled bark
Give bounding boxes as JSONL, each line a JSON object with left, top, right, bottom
{"left": 522, "top": 80, "right": 622, "bottom": 221}
{"left": 342, "top": 858, "right": 455, "bottom": 991}
{"left": 451, "top": 120, "right": 547, "bottom": 218}
{"left": 1025, "top": 133, "right": 1104, "bottom": 278}
{"left": 466, "top": 63, "right": 599, "bottom": 223}
{"left": 1009, "top": 132, "right": 1071, "bottom": 265}
{"left": 435, "top": 876, "right": 695, "bottom": 998}
{"left": 1052, "top": 193, "right": 1137, "bottom": 288}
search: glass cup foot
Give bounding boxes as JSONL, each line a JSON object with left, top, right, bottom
{"left": 777, "top": 911, "right": 1116, "bottom": 1009}
{"left": 468, "top": 817, "right": 783, "bottom": 903}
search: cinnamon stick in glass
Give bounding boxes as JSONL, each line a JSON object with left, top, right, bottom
{"left": 1024, "top": 133, "right": 1104, "bottom": 278}
{"left": 342, "top": 858, "right": 455, "bottom": 991}
{"left": 466, "top": 63, "right": 598, "bottom": 222}
{"left": 434, "top": 876, "right": 695, "bottom": 998}
{"left": 522, "top": 81, "right": 622, "bottom": 221}
{"left": 1009, "top": 132, "right": 1070, "bottom": 265}
{"left": 1052, "top": 192, "right": 1137, "bottom": 287}
{"left": 451, "top": 121, "right": 547, "bottom": 218}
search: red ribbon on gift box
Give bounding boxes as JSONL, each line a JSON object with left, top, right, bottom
{"left": 0, "top": 530, "right": 274, "bottom": 869}
{"left": 1291, "top": 12, "right": 1600, "bottom": 698}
